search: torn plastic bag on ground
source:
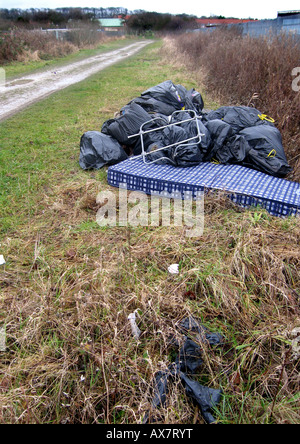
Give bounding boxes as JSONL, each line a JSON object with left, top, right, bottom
{"left": 79, "top": 131, "right": 128, "bottom": 170}
{"left": 144, "top": 317, "right": 223, "bottom": 424}
{"left": 179, "top": 316, "right": 223, "bottom": 345}
{"left": 239, "top": 124, "right": 292, "bottom": 177}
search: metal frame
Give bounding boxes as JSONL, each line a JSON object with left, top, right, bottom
{"left": 128, "top": 110, "right": 204, "bottom": 165}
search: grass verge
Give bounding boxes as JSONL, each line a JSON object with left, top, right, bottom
{"left": 2, "top": 37, "right": 140, "bottom": 80}
{"left": 163, "top": 31, "right": 300, "bottom": 182}
{"left": 0, "top": 39, "right": 299, "bottom": 424}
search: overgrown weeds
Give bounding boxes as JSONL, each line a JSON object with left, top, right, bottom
{"left": 0, "top": 40, "right": 299, "bottom": 424}
{"left": 1, "top": 185, "right": 299, "bottom": 423}
{"left": 163, "top": 31, "right": 300, "bottom": 181}
{"left": 0, "top": 25, "right": 113, "bottom": 65}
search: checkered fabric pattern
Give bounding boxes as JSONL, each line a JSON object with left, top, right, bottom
{"left": 107, "top": 158, "right": 300, "bottom": 217}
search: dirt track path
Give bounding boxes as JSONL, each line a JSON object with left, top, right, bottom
{"left": 0, "top": 40, "right": 153, "bottom": 122}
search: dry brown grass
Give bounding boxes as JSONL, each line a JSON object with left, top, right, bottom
{"left": 1, "top": 178, "right": 299, "bottom": 423}
{"left": 0, "top": 27, "right": 113, "bottom": 65}
{"left": 0, "top": 29, "right": 76, "bottom": 64}
{"left": 163, "top": 32, "right": 300, "bottom": 182}
{"left": 0, "top": 39, "right": 299, "bottom": 424}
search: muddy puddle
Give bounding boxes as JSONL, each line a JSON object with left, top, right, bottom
{"left": 0, "top": 40, "right": 152, "bottom": 122}
{"left": 5, "top": 79, "right": 34, "bottom": 88}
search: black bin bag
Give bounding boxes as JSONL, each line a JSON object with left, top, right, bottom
{"left": 101, "top": 102, "right": 151, "bottom": 147}
{"left": 171, "top": 110, "right": 211, "bottom": 157}
{"left": 145, "top": 124, "right": 203, "bottom": 167}
{"left": 206, "top": 106, "right": 274, "bottom": 134}
{"left": 214, "top": 134, "right": 251, "bottom": 164}
{"left": 129, "top": 96, "right": 178, "bottom": 116}
{"left": 176, "top": 84, "right": 205, "bottom": 114}
{"left": 126, "top": 80, "right": 183, "bottom": 116}
{"left": 129, "top": 81, "right": 205, "bottom": 117}
{"left": 79, "top": 131, "right": 128, "bottom": 170}
{"left": 132, "top": 114, "right": 170, "bottom": 156}
{"left": 203, "top": 119, "right": 234, "bottom": 161}
{"left": 240, "top": 125, "right": 292, "bottom": 177}
{"left": 164, "top": 125, "right": 203, "bottom": 167}
{"left": 140, "top": 80, "right": 185, "bottom": 110}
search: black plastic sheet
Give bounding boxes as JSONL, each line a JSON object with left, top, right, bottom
{"left": 144, "top": 317, "right": 223, "bottom": 424}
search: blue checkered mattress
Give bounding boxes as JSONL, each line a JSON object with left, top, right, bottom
{"left": 107, "top": 158, "right": 300, "bottom": 217}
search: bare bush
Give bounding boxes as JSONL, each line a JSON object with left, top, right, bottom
{"left": 165, "top": 30, "right": 300, "bottom": 181}
{"left": 0, "top": 25, "right": 111, "bottom": 64}
{"left": 66, "top": 21, "right": 109, "bottom": 48}
{"left": 0, "top": 28, "right": 75, "bottom": 63}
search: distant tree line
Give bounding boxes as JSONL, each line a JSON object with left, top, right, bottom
{"left": 126, "top": 12, "right": 197, "bottom": 33}
{"left": 0, "top": 7, "right": 198, "bottom": 32}
{"left": 0, "top": 7, "right": 129, "bottom": 27}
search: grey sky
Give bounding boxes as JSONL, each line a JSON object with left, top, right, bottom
{"left": 0, "top": 0, "right": 299, "bottom": 19}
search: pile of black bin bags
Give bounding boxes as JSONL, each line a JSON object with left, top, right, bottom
{"left": 79, "top": 80, "right": 291, "bottom": 178}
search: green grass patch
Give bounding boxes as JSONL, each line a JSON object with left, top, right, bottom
{"left": 0, "top": 38, "right": 299, "bottom": 425}
{"left": 2, "top": 37, "right": 142, "bottom": 80}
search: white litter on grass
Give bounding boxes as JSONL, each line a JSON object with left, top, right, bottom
{"left": 0, "top": 325, "right": 6, "bottom": 352}
{"left": 291, "top": 327, "right": 300, "bottom": 360}
{"left": 0, "top": 255, "right": 5, "bottom": 265}
{"left": 168, "top": 264, "right": 179, "bottom": 274}
{"left": 128, "top": 311, "right": 141, "bottom": 340}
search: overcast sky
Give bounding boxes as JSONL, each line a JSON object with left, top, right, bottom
{"left": 0, "top": 0, "right": 299, "bottom": 20}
